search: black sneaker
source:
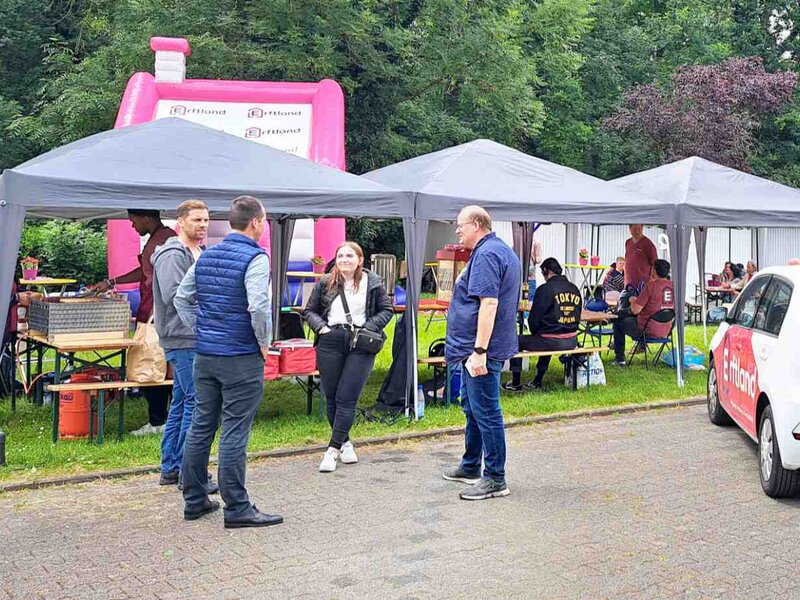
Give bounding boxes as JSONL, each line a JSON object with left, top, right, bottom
{"left": 524, "top": 380, "right": 543, "bottom": 390}
{"left": 460, "top": 478, "right": 510, "bottom": 501}
{"left": 442, "top": 467, "right": 481, "bottom": 484}
{"left": 159, "top": 470, "right": 179, "bottom": 486}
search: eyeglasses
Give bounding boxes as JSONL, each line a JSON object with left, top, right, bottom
{"left": 455, "top": 221, "right": 476, "bottom": 232}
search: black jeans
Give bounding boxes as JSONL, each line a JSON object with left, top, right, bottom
{"left": 510, "top": 334, "right": 577, "bottom": 387}
{"left": 182, "top": 352, "right": 264, "bottom": 520}
{"left": 143, "top": 385, "right": 170, "bottom": 426}
{"left": 316, "top": 327, "right": 376, "bottom": 450}
{"left": 613, "top": 316, "right": 642, "bottom": 361}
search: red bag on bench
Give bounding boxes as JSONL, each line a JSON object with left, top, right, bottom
{"left": 275, "top": 339, "right": 316, "bottom": 374}
{"left": 263, "top": 348, "right": 281, "bottom": 381}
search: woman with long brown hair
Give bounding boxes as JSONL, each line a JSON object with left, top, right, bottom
{"left": 304, "top": 242, "right": 394, "bottom": 472}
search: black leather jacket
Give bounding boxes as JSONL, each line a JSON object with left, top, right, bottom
{"left": 304, "top": 270, "right": 394, "bottom": 336}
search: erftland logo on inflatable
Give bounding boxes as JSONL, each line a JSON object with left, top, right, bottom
{"left": 723, "top": 346, "right": 757, "bottom": 400}
{"left": 170, "top": 104, "right": 227, "bottom": 116}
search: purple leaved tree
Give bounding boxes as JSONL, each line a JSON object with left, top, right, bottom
{"left": 604, "top": 57, "right": 797, "bottom": 171}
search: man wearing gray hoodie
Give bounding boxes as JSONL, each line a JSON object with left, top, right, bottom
{"left": 152, "top": 200, "right": 210, "bottom": 487}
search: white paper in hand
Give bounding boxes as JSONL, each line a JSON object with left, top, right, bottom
{"left": 465, "top": 357, "right": 478, "bottom": 377}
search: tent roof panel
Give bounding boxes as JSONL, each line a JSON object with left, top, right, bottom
{"left": 613, "top": 156, "right": 800, "bottom": 226}
{"left": 365, "top": 139, "right": 672, "bottom": 223}
{"left": 3, "top": 118, "right": 412, "bottom": 219}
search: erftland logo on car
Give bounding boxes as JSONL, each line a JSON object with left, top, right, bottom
{"left": 723, "top": 346, "right": 757, "bottom": 400}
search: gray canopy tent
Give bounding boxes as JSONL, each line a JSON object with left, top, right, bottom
{"left": 0, "top": 118, "right": 425, "bottom": 405}
{"left": 363, "top": 139, "right": 693, "bottom": 383}
{"left": 614, "top": 156, "right": 800, "bottom": 382}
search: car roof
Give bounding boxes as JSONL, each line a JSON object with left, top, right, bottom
{"left": 757, "top": 266, "right": 800, "bottom": 284}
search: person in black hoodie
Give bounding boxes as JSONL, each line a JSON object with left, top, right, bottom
{"left": 304, "top": 242, "right": 394, "bottom": 473}
{"left": 504, "top": 258, "right": 582, "bottom": 391}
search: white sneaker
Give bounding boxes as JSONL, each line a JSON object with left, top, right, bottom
{"left": 340, "top": 441, "right": 358, "bottom": 464}
{"left": 131, "top": 423, "right": 163, "bottom": 437}
{"left": 319, "top": 448, "right": 339, "bottom": 472}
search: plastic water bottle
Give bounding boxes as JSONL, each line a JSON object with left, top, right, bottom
{"left": 415, "top": 384, "right": 425, "bottom": 420}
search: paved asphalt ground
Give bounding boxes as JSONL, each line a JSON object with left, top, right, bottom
{"left": 2, "top": 403, "right": 798, "bottom": 599}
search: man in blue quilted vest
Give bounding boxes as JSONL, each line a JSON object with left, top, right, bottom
{"left": 175, "top": 196, "right": 283, "bottom": 529}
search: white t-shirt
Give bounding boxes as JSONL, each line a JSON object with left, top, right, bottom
{"left": 327, "top": 276, "right": 368, "bottom": 327}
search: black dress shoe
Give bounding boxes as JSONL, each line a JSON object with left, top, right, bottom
{"left": 159, "top": 470, "right": 179, "bottom": 486}
{"left": 184, "top": 499, "right": 220, "bottom": 521}
{"left": 224, "top": 505, "right": 284, "bottom": 529}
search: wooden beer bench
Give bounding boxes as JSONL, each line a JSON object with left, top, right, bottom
{"left": 419, "top": 346, "right": 610, "bottom": 405}
{"left": 47, "top": 370, "right": 323, "bottom": 445}
{"left": 46, "top": 380, "right": 173, "bottom": 444}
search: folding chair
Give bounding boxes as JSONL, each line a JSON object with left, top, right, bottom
{"left": 627, "top": 308, "right": 676, "bottom": 368}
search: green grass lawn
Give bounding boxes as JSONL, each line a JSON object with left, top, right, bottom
{"left": 0, "top": 320, "right": 714, "bottom": 485}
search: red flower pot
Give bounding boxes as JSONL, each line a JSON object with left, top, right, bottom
{"left": 590, "top": 256, "right": 600, "bottom": 266}
{"left": 312, "top": 263, "right": 325, "bottom": 274}
{"left": 22, "top": 269, "right": 38, "bottom": 280}
{"left": 578, "top": 257, "right": 588, "bottom": 266}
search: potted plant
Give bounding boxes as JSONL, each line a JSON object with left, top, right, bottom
{"left": 20, "top": 257, "right": 39, "bottom": 280}
{"left": 590, "top": 254, "right": 601, "bottom": 266}
{"left": 311, "top": 255, "right": 325, "bottom": 274}
{"left": 578, "top": 248, "right": 589, "bottom": 266}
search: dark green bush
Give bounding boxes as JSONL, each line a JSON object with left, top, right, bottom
{"left": 18, "top": 220, "right": 107, "bottom": 287}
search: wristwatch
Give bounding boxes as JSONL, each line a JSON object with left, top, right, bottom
{"left": 473, "top": 347, "right": 487, "bottom": 355}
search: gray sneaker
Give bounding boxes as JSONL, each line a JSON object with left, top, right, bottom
{"left": 459, "top": 478, "right": 510, "bottom": 501}
{"left": 442, "top": 467, "right": 481, "bottom": 484}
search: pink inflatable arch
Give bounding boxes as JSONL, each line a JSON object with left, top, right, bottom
{"left": 109, "top": 36, "right": 345, "bottom": 287}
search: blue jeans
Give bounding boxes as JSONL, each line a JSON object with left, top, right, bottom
{"left": 160, "top": 349, "right": 196, "bottom": 474}
{"left": 459, "top": 358, "right": 506, "bottom": 482}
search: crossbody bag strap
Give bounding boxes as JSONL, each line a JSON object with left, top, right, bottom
{"left": 337, "top": 284, "right": 354, "bottom": 329}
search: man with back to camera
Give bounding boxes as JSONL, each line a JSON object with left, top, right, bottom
{"left": 612, "top": 259, "right": 675, "bottom": 367}
{"left": 93, "top": 209, "right": 176, "bottom": 436}
{"left": 151, "top": 199, "right": 218, "bottom": 493}
{"left": 503, "top": 258, "right": 582, "bottom": 391}
{"left": 442, "top": 205, "right": 521, "bottom": 501}
{"left": 175, "top": 196, "right": 283, "bottom": 528}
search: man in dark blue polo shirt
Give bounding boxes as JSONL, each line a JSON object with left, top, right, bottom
{"left": 443, "top": 205, "right": 521, "bottom": 501}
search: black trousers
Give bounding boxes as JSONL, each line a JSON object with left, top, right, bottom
{"left": 316, "top": 327, "right": 376, "bottom": 450}
{"left": 510, "top": 334, "right": 578, "bottom": 386}
{"left": 143, "top": 385, "right": 170, "bottom": 426}
{"left": 613, "top": 315, "right": 642, "bottom": 361}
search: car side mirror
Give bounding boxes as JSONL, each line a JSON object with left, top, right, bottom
{"left": 707, "top": 306, "right": 728, "bottom": 323}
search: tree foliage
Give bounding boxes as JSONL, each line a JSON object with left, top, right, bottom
{"left": 3, "top": 0, "right": 800, "bottom": 258}
{"left": 604, "top": 57, "right": 797, "bottom": 170}
{"left": 18, "top": 221, "right": 108, "bottom": 285}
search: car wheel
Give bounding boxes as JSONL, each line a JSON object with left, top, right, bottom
{"left": 758, "top": 405, "right": 800, "bottom": 498}
{"left": 707, "top": 361, "right": 732, "bottom": 426}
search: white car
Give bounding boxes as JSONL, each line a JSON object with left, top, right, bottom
{"left": 707, "top": 266, "right": 800, "bottom": 498}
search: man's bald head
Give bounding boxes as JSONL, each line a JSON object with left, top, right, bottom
{"left": 459, "top": 205, "right": 492, "bottom": 232}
